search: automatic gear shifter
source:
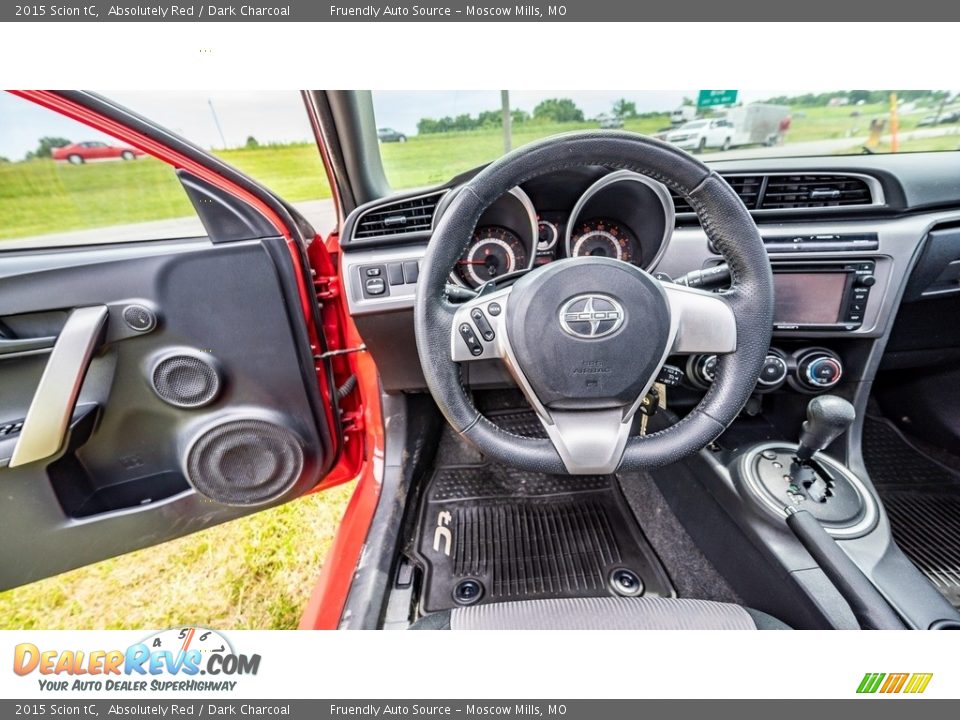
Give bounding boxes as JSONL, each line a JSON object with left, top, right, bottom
{"left": 738, "top": 394, "right": 873, "bottom": 533}
{"left": 796, "top": 395, "right": 856, "bottom": 463}
{"left": 788, "top": 395, "right": 856, "bottom": 503}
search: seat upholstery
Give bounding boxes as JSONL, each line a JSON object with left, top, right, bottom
{"left": 409, "top": 596, "right": 789, "bottom": 630}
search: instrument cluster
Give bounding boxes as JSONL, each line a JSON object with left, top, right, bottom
{"left": 450, "top": 170, "right": 675, "bottom": 289}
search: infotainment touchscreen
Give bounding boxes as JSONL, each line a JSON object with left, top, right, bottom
{"left": 773, "top": 272, "right": 847, "bottom": 325}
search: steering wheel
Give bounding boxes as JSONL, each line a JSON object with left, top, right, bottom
{"left": 414, "top": 132, "right": 773, "bottom": 475}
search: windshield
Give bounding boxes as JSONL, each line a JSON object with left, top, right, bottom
{"left": 372, "top": 90, "right": 959, "bottom": 191}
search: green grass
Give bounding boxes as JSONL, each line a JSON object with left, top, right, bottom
{"left": 0, "top": 484, "right": 354, "bottom": 630}
{"left": 0, "top": 157, "right": 197, "bottom": 239}
{"left": 0, "top": 145, "right": 334, "bottom": 240}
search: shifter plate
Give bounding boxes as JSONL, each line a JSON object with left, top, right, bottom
{"left": 752, "top": 448, "right": 865, "bottom": 526}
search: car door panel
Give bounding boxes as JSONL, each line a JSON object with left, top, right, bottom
{"left": 0, "top": 235, "right": 338, "bottom": 590}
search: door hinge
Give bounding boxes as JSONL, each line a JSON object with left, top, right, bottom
{"left": 341, "top": 409, "right": 364, "bottom": 434}
{"left": 313, "top": 273, "right": 340, "bottom": 300}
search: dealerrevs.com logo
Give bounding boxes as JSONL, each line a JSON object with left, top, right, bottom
{"left": 857, "top": 672, "right": 933, "bottom": 694}
{"left": 13, "top": 627, "right": 261, "bottom": 692}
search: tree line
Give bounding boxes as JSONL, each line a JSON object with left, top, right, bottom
{"left": 415, "top": 97, "right": 671, "bottom": 135}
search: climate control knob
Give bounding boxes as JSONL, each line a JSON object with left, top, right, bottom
{"left": 757, "top": 352, "right": 788, "bottom": 388}
{"left": 797, "top": 351, "right": 843, "bottom": 391}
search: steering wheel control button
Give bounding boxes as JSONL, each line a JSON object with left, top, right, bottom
{"left": 453, "top": 579, "right": 484, "bottom": 605}
{"left": 487, "top": 302, "right": 502, "bottom": 316}
{"left": 458, "top": 324, "right": 484, "bottom": 356}
{"left": 470, "top": 308, "right": 496, "bottom": 341}
{"left": 609, "top": 568, "right": 645, "bottom": 597}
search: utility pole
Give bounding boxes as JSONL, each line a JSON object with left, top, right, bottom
{"left": 889, "top": 92, "right": 899, "bottom": 154}
{"left": 501, "top": 90, "right": 512, "bottom": 154}
{"left": 208, "top": 98, "right": 227, "bottom": 150}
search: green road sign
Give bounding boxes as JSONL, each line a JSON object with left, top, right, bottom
{"left": 698, "top": 90, "right": 738, "bottom": 108}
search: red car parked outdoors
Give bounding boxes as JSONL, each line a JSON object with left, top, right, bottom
{"left": 51, "top": 140, "right": 145, "bottom": 164}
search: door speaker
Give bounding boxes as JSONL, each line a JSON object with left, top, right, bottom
{"left": 185, "top": 418, "right": 304, "bottom": 506}
{"left": 152, "top": 353, "right": 221, "bottom": 409}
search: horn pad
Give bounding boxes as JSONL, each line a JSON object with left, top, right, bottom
{"left": 506, "top": 258, "right": 671, "bottom": 410}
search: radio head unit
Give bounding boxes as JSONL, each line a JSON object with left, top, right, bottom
{"left": 772, "top": 260, "right": 875, "bottom": 331}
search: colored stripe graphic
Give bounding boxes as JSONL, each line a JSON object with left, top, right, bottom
{"left": 880, "top": 673, "right": 909, "bottom": 693}
{"left": 904, "top": 673, "right": 933, "bottom": 694}
{"left": 857, "top": 673, "right": 885, "bottom": 693}
{"left": 857, "top": 672, "right": 932, "bottom": 694}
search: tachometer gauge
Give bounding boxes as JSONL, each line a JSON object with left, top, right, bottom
{"left": 537, "top": 219, "right": 559, "bottom": 252}
{"left": 570, "top": 219, "right": 636, "bottom": 263}
{"left": 455, "top": 226, "right": 528, "bottom": 288}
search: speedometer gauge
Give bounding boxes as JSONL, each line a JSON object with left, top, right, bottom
{"left": 570, "top": 219, "right": 637, "bottom": 263}
{"left": 455, "top": 226, "right": 528, "bottom": 289}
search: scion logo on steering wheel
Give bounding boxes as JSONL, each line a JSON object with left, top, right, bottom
{"left": 559, "top": 294, "right": 625, "bottom": 339}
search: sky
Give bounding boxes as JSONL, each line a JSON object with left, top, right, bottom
{"left": 0, "top": 89, "right": 912, "bottom": 160}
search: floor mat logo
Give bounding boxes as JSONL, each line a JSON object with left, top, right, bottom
{"left": 857, "top": 672, "right": 933, "bottom": 694}
{"left": 432, "top": 510, "right": 453, "bottom": 556}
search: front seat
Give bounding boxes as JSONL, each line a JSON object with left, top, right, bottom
{"left": 409, "top": 596, "right": 790, "bottom": 630}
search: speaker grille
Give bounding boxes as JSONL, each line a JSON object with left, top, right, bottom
{"left": 152, "top": 354, "right": 220, "bottom": 408}
{"left": 186, "top": 419, "right": 304, "bottom": 506}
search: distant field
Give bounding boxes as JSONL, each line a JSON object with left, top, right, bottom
{"left": 780, "top": 102, "right": 922, "bottom": 143}
{"left": 0, "top": 104, "right": 952, "bottom": 241}
{"left": 378, "top": 116, "right": 670, "bottom": 187}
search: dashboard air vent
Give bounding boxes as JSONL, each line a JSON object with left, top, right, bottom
{"left": 760, "top": 175, "right": 873, "bottom": 210}
{"left": 354, "top": 191, "right": 444, "bottom": 239}
{"left": 671, "top": 175, "right": 765, "bottom": 214}
{"left": 672, "top": 173, "right": 875, "bottom": 214}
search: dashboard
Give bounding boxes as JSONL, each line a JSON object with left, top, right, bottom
{"left": 338, "top": 152, "right": 960, "bottom": 398}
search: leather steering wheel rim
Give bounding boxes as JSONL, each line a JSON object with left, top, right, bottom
{"left": 414, "top": 131, "right": 773, "bottom": 474}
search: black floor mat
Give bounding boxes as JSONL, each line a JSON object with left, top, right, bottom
{"left": 864, "top": 416, "right": 960, "bottom": 607}
{"left": 414, "top": 452, "right": 674, "bottom": 613}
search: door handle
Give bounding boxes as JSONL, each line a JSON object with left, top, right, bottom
{"left": 9, "top": 306, "right": 108, "bottom": 468}
{"left": 0, "top": 336, "right": 56, "bottom": 356}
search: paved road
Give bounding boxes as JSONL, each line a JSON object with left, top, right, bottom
{"left": 5, "top": 125, "right": 958, "bottom": 250}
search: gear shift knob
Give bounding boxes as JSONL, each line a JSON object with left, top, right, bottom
{"left": 796, "top": 395, "right": 856, "bottom": 463}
